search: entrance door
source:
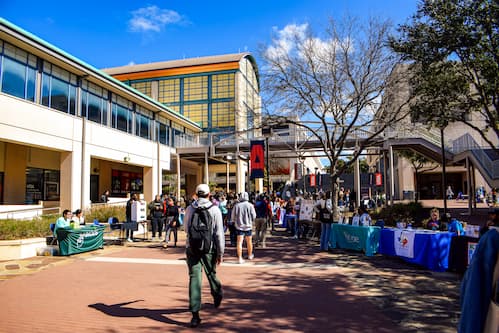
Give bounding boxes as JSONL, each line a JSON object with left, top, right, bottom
{"left": 90, "top": 175, "right": 99, "bottom": 203}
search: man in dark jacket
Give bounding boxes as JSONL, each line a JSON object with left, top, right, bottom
{"left": 148, "top": 194, "right": 164, "bottom": 241}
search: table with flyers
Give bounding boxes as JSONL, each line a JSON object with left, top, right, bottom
{"left": 329, "top": 224, "right": 381, "bottom": 256}
{"left": 378, "top": 227, "right": 454, "bottom": 271}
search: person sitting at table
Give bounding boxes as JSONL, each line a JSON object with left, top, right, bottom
{"left": 424, "top": 208, "right": 441, "bottom": 231}
{"left": 359, "top": 206, "right": 372, "bottom": 226}
{"left": 54, "top": 209, "right": 72, "bottom": 238}
{"left": 72, "top": 209, "right": 84, "bottom": 227}
{"left": 446, "top": 216, "right": 465, "bottom": 236}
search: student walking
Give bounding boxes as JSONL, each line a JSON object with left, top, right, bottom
{"left": 231, "top": 192, "right": 256, "bottom": 263}
{"left": 184, "top": 184, "right": 225, "bottom": 328}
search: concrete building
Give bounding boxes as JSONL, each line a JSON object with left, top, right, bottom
{"left": 0, "top": 18, "right": 204, "bottom": 212}
{"left": 102, "top": 53, "right": 263, "bottom": 194}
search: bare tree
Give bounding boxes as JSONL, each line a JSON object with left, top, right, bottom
{"left": 260, "top": 16, "right": 413, "bottom": 220}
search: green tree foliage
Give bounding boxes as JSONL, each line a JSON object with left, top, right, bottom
{"left": 397, "top": 149, "right": 439, "bottom": 202}
{"left": 390, "top": 0, "right": 499, "bottom": 150}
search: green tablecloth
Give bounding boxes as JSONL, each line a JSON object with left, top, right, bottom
{"left": 330, "top": 224, "right": 381, "bottom": 256}
{"left": 57, "top": 225, "right": 105, "bottom": 256}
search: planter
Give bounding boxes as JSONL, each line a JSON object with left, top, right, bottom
{"left": 0, "top": 238, "right": 47, "bottom": 260}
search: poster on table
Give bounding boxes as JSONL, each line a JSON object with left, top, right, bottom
{"left": 467, "top": 242, "right": 478, "bottom": 265}
{"left": 394, "top": 230, "right": 416, "bottom": 258}
{"left": 299, "top": 200, "right": 315, "bottom": 221}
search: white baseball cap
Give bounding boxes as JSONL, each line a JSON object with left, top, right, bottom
{"left": 196, "top": 184, "right": 210, "bottom": 196}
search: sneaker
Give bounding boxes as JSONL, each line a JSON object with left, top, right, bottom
{"left": 190, "top": 313, "right": 201, "bottom": 328}
{"left": 214, "top": 294, "right": 223, "bottom": 308}
{"left": 248, "top": 254, "right": 254, "bottom": 260}
{"left": 238, "top": 257, "right": 245, "bottom": 264}
{"left": 127, "top": 238, "right": 133, "bottom": 243}
{"left": 163, "top": 243, "right": 168, "bottom": 249}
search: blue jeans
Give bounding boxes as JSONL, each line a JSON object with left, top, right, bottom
{"left": 320, "top": 223, "right": 332, "bottom": 251}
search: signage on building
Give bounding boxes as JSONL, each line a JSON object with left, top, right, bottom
{"left": 375, "top": 172, "right": 382, "bottom": 186}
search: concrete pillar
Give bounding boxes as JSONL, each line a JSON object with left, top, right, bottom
{"left": 143, "top": 166, "right": 155, "bottom": 203}
{"left": 4, "top": 144, "right": 26, "bottom": 204}
{"left": 60, "top": 148, "right": 82, "bottom": 211}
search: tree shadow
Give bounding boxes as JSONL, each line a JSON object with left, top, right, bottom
{"left": 88, "top": 299, "right": 189, "bottom": 327}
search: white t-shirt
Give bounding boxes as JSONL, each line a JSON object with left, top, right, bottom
{"left": 360, "top": 213, "right": 372, "bottom": 226}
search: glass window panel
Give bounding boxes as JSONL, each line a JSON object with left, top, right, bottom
{"left": 212, "top": 101, "right": 235, "bottom": 128}
{"left": 1, "top": 57, "right": 26, "bottom": 99}
{"left": 87, "top": 93, "right": 102, "bottom": 123}
{"left": 69, "top": 85, "right": 76, "bottom": 115}
{"left": 184, "top": 76, "right": 208, "bottom": 101}
{"left": 158, "top": 78, "right": 180, "bottom": 104}
{"left": 183, "top": 103, "right": 208, "bottom": 128}
{"left": 212, "top": 73, "right": 235, "bottom": 99}
{"left": 26, "top": 66, "right": 36, "bottom": 102}
{"left": 131, "top": 81, "right": 152, "bottom": 97}
{"left": 50, "top": 76, "right": 69, "bottom": 113}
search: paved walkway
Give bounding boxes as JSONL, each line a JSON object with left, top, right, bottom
{"left": 0, "top": 230, "right": 462, "bottom": 332}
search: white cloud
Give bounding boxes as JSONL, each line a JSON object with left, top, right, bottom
{"left": 128, "top": 6, "right": 184, "bottom": 33}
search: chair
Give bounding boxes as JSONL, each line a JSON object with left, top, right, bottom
{"left": 108, "top": 217, "right": 124, "bottom": 240}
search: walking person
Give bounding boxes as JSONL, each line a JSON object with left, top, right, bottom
{"left": 231, "top": 192, "right": 256, "bottom": 263}
{"left": 164, "top": 197, "right": 180, "bottom": 248}
{"left": 148, "top": 194, "right": 164, "bottom": 241}
{"left": 316, "top": 192, "right": 333, "bottom": 251}
{"left": 184, "top": 184, "right": 225, "bottom": 328}
{"left": 254, "top": 194, "right": 272, "bottom": 248}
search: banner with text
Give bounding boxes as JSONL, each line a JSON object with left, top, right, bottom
{"left": 250, "top": 140, "right": 265, "bottom": 180}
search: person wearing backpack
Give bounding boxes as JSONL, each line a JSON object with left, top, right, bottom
{"left": 184, "top": 183, "right": 225, "bottom": 328}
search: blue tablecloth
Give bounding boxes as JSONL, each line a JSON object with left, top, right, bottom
{"left": 329, "top": 224, "right": 381, "bottom": 256}
{"left": 379, "top": 228, "right": 454, "bottom": 271}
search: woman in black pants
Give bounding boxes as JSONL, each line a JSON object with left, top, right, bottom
{"left": 164, "top": 197, "right": 180, "bottom": 248}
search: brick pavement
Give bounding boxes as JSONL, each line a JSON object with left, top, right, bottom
{"left": 0, "top": 230, "right": 461, "bottom": 333}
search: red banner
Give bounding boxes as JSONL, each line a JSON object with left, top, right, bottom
{"left": 250, "top": 140, "right": 265, "bottom": 179}
{"left": 375, "top": 172, "right": 382, "bottom": 186}
{"left": 310, "top": 174, "right": 316, "bottom": 187}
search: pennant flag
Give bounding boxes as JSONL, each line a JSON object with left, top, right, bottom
{"left": 250, "top": 140, "right": 265, "bottom": 179}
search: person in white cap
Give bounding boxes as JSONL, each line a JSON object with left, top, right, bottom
{"left": 231, "top": 192, "right": 256, "bottom": 264}
{"left": 183, "top": 183, "right": 225, "bottom": 328}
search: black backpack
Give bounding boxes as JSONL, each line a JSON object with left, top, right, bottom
{"left": 188, "top": 204, "right": 213, "bottom": 254}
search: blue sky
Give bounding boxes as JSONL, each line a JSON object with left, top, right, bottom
{"left": 1, "top": 1, "right": 418, "bottom": 69}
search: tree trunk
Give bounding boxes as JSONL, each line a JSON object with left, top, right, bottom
{"left": 331, "top": 174, "right": 340, "bottom": 222}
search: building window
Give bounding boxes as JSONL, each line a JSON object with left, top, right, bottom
{"left": 130, "top": 81, "right": 152, "bottom": 97}
{"left": 25, "top": 168, "right": 60, "bottom": 204}
{"left": 212, "top": 73, "right": 235, "bottom": 99}
{"left": 81, "top": 80, "right": 109, "bottom": 125}
{"left": 41, "top": 63, "right": 78, "bottom": 115}
{"left": 112, "top": 95, "right": 133, "bottom": 133}
{"left": 158, "top": 78, "right": 180, "bottom": 104}
{"left": 184, "top": 76, "right": 208, "bottom": 101}
{"left": 184, "top": 103, "right": 208, "bottom": 128}
{"left": 156, "top": 116, "right": 171, "bottom": 145}
{"left": 135, "top": 106, "right": 152, "bottom": 139}
{"left": 0, "top": 41, "right": 37, "bottom": 102}
{"left": 212, "top": 101, "right": 235, "bottom": 128}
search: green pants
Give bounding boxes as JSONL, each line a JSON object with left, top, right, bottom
{"left": 186, "top": 248, "right": 222, "bottom": 313}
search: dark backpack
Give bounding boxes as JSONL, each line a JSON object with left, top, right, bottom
{"left": 188, "top": 204, "right": 213, "bottom": 254}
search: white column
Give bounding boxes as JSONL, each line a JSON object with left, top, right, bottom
{"left": 204, "top": 151, "right": 209, "bottom": 184}
{"left": 355, "top": 157, "right": 361, "bottom": 207}
{"left": 177, "top": 155, "right": 181, "bottom": 199}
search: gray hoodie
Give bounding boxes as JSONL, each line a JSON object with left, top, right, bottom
{"left": 184, "top": 197, "right": 225, "bottom": 256}
{"left": 231, "top": 193, "right": 256, "bottom": 231}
